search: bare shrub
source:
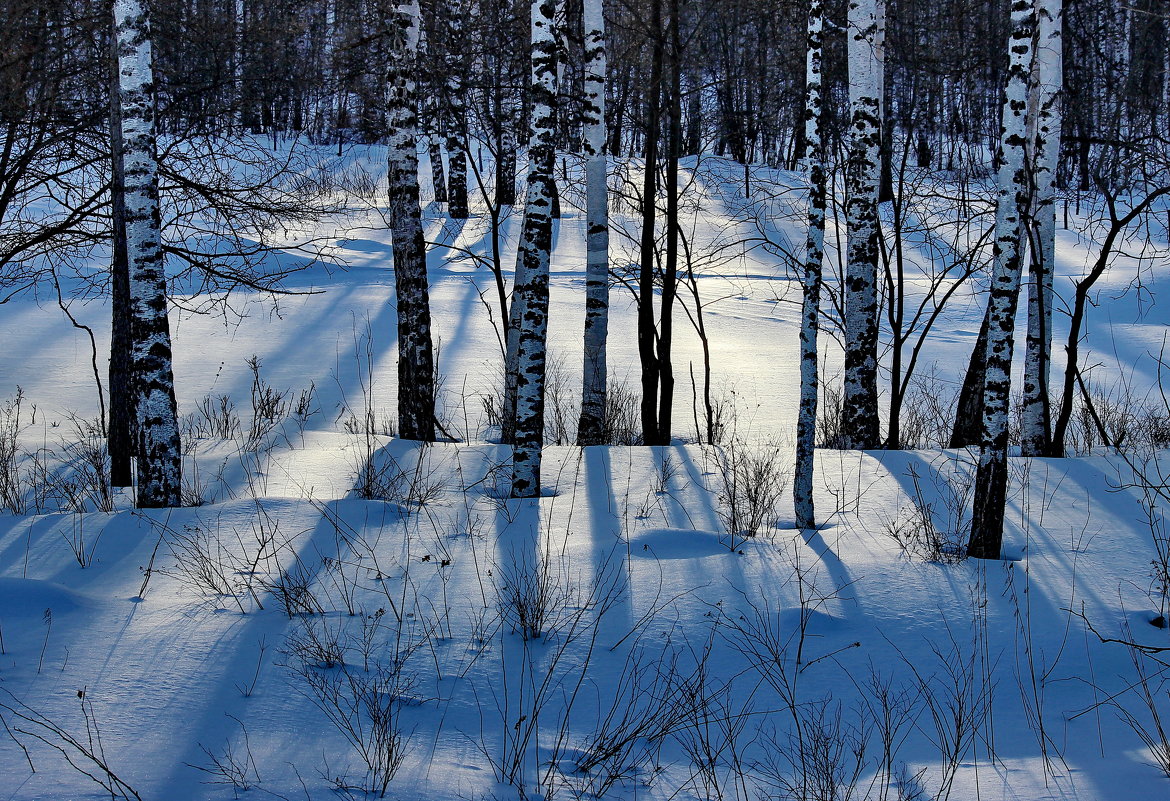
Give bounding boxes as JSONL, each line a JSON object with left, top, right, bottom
{"left": 189, "top": 715, "right": 263, "bottom": 794}
{"left": 0, "top": 687, "right": 142, "bottom": 800}
{"left": 61, "top": 515, "right": 100, "bottom": 568}
{"left": 156, "top": 503, "right": 286, "bottom": 612}
{"left": 288, "top": 660, "right": 414, "bottom": 798}
{"left": 884, "top": 459, "right": 973, "bottom": 564}
{"left": 264, "top": 553, "right": 325, "bottom": 617}
{"left": 897, "top": 625, "right": 993, "bottom": 801}
{"left": 245, "top": 355, "right": 290, "bottom": 448}
{"left": 671, "top": 654, "right": 754, "bottom": 801}
{"left": 495, "top": 539, "right": 575, "bottom": 641}
{"left": 603, "top": 377, "right": 644, "bottom": 445}
{"left": 284, "top": 602, "right": 422, "bottom": 798}
{"left": 1114, "top": 638, "right": 1170, "bottom": 778}
{"left": 0, "top": 388, "right": 27, "bottom": 513}
{"left": 481, "top": 552, "right": 625, "bottom": 796}
{"left": 291, "top": 382, "right": 320, "bottom": 435}
{"left": 816, "top": 378, "right": 847, "bottom": 449}
{"left": 1075, "top": 380, "right": 1170, "bottom": 455}
{"left": 354, "top": 443, "right": 447, "bottom": 508}
{"left": 185, "top": 394, "right": 241, "bottom": 440}
{"left": 571, "top": 643, "right": 698, "bottom": 797}
{"left": 758, "top": 698, "right": 870, "bottom": 801}
{"left": 478, "top": 374, "right": 508, "bottom": 440}
{"left": 1, "top": 414, "right": 117, "bottom": 515}
{"left": 544, "top": 351, "right": 576, "bottom": 446}
{"left": 897, "top": 367, "right": 958, "bottom": 449}
{"left": 46, "top": 419, "right": 116, "bottom": 514}
{"left": 287, "top": 617, "right": 347, "bottom": 668}
{"left": 711, "top": 440, "right": 788, "bottom": 550}
{"left": 1135, "top": 481, "right": 1170, "bottom": 622}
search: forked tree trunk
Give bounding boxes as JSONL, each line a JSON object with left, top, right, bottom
{"left": 387, "top": 0, "right": 436, "bottom": 441}
{"left": 113, "top": 0, "right": 182, "bottom": 507}
{"left": 795, "top": 0, "right": 826, "bottom": 531}
{"left": 1021, "top": 0, "right": 1062, "bottom": 456}
{"left": 842, "top": 0, "right": 885, "bottom": 449}
{"left": 576, "top": 0, "right": 609, "bottom": 446}
{"left": 510, "top": 0, "right": 558, "bottom": 498}
{"left": 968, "top": 0, "right": 1036, "bottom": 560}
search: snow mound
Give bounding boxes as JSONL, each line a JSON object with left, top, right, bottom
{"left": 631, "top": 527, "right": 730, "bottom": 559}
{"left": 0, "top": 577, "right": 90, "bottom": 617}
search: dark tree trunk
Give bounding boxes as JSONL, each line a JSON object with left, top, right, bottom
{"left": 108, "top": 26, "right": 134, "bottom": 489}
{"left": 637, "top": 0, "right": 664, "bottom": 445}
{"left": 950, "top": 307, "right": 990, "bottom": 448}
{"left": 656, "top": 0, "right": 681, "bottom": 446}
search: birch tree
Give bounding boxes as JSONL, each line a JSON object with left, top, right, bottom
{"left": 576, "top": 0, "right": 609, "bottom": 446}
{"left": 387, "top": 0, "right": 436, "bottom": 441}
{"left": 444, "top": 0, "right": 469, "bottom": 218}
{"left": 1020, "top": 0, "right": 1061, "bottom": 457}
{"left": 510, "top": 0, "right": 558, "bottom": 497}
{"left": 842, "top": 0, "right": 885, "bottom": 449}
{"left": 113, "top": 0, "right": 182, "bottom": 507}
{"left": 968, "top": 0, "right": 1036, "bottom": 560}
{"left": 795, "top": 0, "right": 826, "bottom": 531}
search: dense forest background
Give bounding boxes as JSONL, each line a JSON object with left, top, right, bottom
{"left": 5, "top": 0, "right": 1166, "bottom": 191}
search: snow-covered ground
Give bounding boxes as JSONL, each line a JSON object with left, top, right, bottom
{"left": 1, "top": 149, "right": 1169, "bottom": 800}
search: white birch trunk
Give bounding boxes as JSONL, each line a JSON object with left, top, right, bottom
{"left": 445, "top": 0, "right": 469, "bottom": 218}
{"left": 510, "top": 0, "right": 558, "bottom": 498}
{"left": 969, "top": 0, "right": 1036, "bottom": 559}
{"left": 497, "top": 93, "right": 518, "bottom": 205}
{"left": 795, "top": 0, "right": 826, "bottom": 530}
{"left": 576, "top": 0, "right": 609, "bottom": 445}
{"left": 113, "top": 0, "right": 182, "bottom": 508}
{"left": 1021, "top": 0, "right": 1061, "bottom": 457}
{"left": 842, "top": 0, "right": 885, "bottom": 449}
{"left": 428, "top": 130, "right": 448, "bottom": 203}
{"left": 387, "top": 0, "right": 436, "bottom": 441}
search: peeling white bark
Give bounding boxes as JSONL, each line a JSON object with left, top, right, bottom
{"left": 577, "top": 0, "right": 609, "bottom": 446}
{"left": 1021, "top": 0, "right": 1061, "bottom": 457}
{"left": 510, "top": 0, "right": 558, "bottom": 497}
{"left": 970, "top": 0, "right": 1036, "bottom": 559}
{"left": 113, "top": 0, "right": 183, "bottom": 507}
{"left": 843, "top": 0, "right": 885, "bottom": 449}
{"left": 444, "top": 0, "right": 469, "bottom": 218}
{"left": 795, "top": 0, "right": 826, "bottom": 530}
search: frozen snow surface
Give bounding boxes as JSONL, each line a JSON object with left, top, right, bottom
{"left": 2, "top": 149, "right": 1170, "bottom": 800}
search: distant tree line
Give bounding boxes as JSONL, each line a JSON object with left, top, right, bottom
{"left": 5, "top": 0, "right": 1165, "bottom": 187}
